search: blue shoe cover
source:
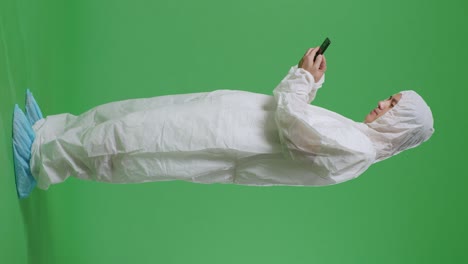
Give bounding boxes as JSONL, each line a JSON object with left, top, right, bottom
{"left": 12, "top": 104, "right": 37, "bottom": 199}
{"left": 25, "top": 89, "right": 43, "bottom": 126}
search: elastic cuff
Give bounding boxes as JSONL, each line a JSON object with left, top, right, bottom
{"left": 295, "top": 67, "right": 317, "bottom": 83}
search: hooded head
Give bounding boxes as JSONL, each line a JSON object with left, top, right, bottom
{"left": 359, "top": 90, "right": 435, "bottom": 163}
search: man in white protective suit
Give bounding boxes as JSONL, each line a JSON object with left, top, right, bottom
{"left": 13, "top": 46, "right": 434, "bottom": 198}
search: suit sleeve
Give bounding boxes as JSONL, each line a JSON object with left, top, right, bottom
{"left": 277, "top": 64, "right": 325, "bottom": 105}
{"left": 272, "top": 65, "right": 375, "bottom": 181}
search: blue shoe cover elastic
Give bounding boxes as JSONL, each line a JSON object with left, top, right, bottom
{"left": 25, "top": 89, "right": 43, "bottom": 126}
{"left": 12, "top": 104, "right": 37, "bottom": 199}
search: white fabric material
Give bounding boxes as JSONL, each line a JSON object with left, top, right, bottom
{"left": 356, "top": 90, "right": 435, "bottom": 162}
{"left": 30, "top": 65, "right": 378, "bottom": 190}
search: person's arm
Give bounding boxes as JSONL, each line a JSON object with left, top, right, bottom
{"left": 272, "top": 49, "right": 375, "bottom": 181}
{"left": 272, "top": 57, "right": 329, "bottom": 159}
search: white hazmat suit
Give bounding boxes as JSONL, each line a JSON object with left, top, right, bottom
{"left": 30, "top": 65, "right": 434, "bottom": 190}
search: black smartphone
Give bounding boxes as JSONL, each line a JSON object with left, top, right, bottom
{"left": 313, "top": 37, "right": 331, "bottom": 62}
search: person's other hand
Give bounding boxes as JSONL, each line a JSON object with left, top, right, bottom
{"left": 298, "top": 46, "right": 327, "bottom": 82}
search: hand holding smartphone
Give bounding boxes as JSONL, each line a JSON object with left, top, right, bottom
{"left": 313, "top": 37, "right": 331, "bottom": 62}
{"left": 298, "top": 38, "right": 330, "bottom": 83}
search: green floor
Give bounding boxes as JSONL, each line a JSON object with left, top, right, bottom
{"left": 2, "top": 0, "right": 468, "bottom": 263}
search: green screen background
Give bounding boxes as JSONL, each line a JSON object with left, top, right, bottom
{"left": 1, "top": 0, "right": 466, "bottom": 263}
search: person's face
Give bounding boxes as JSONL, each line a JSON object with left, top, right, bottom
{"left": 364, "top": 93, "right": 402, "bottom": 123}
